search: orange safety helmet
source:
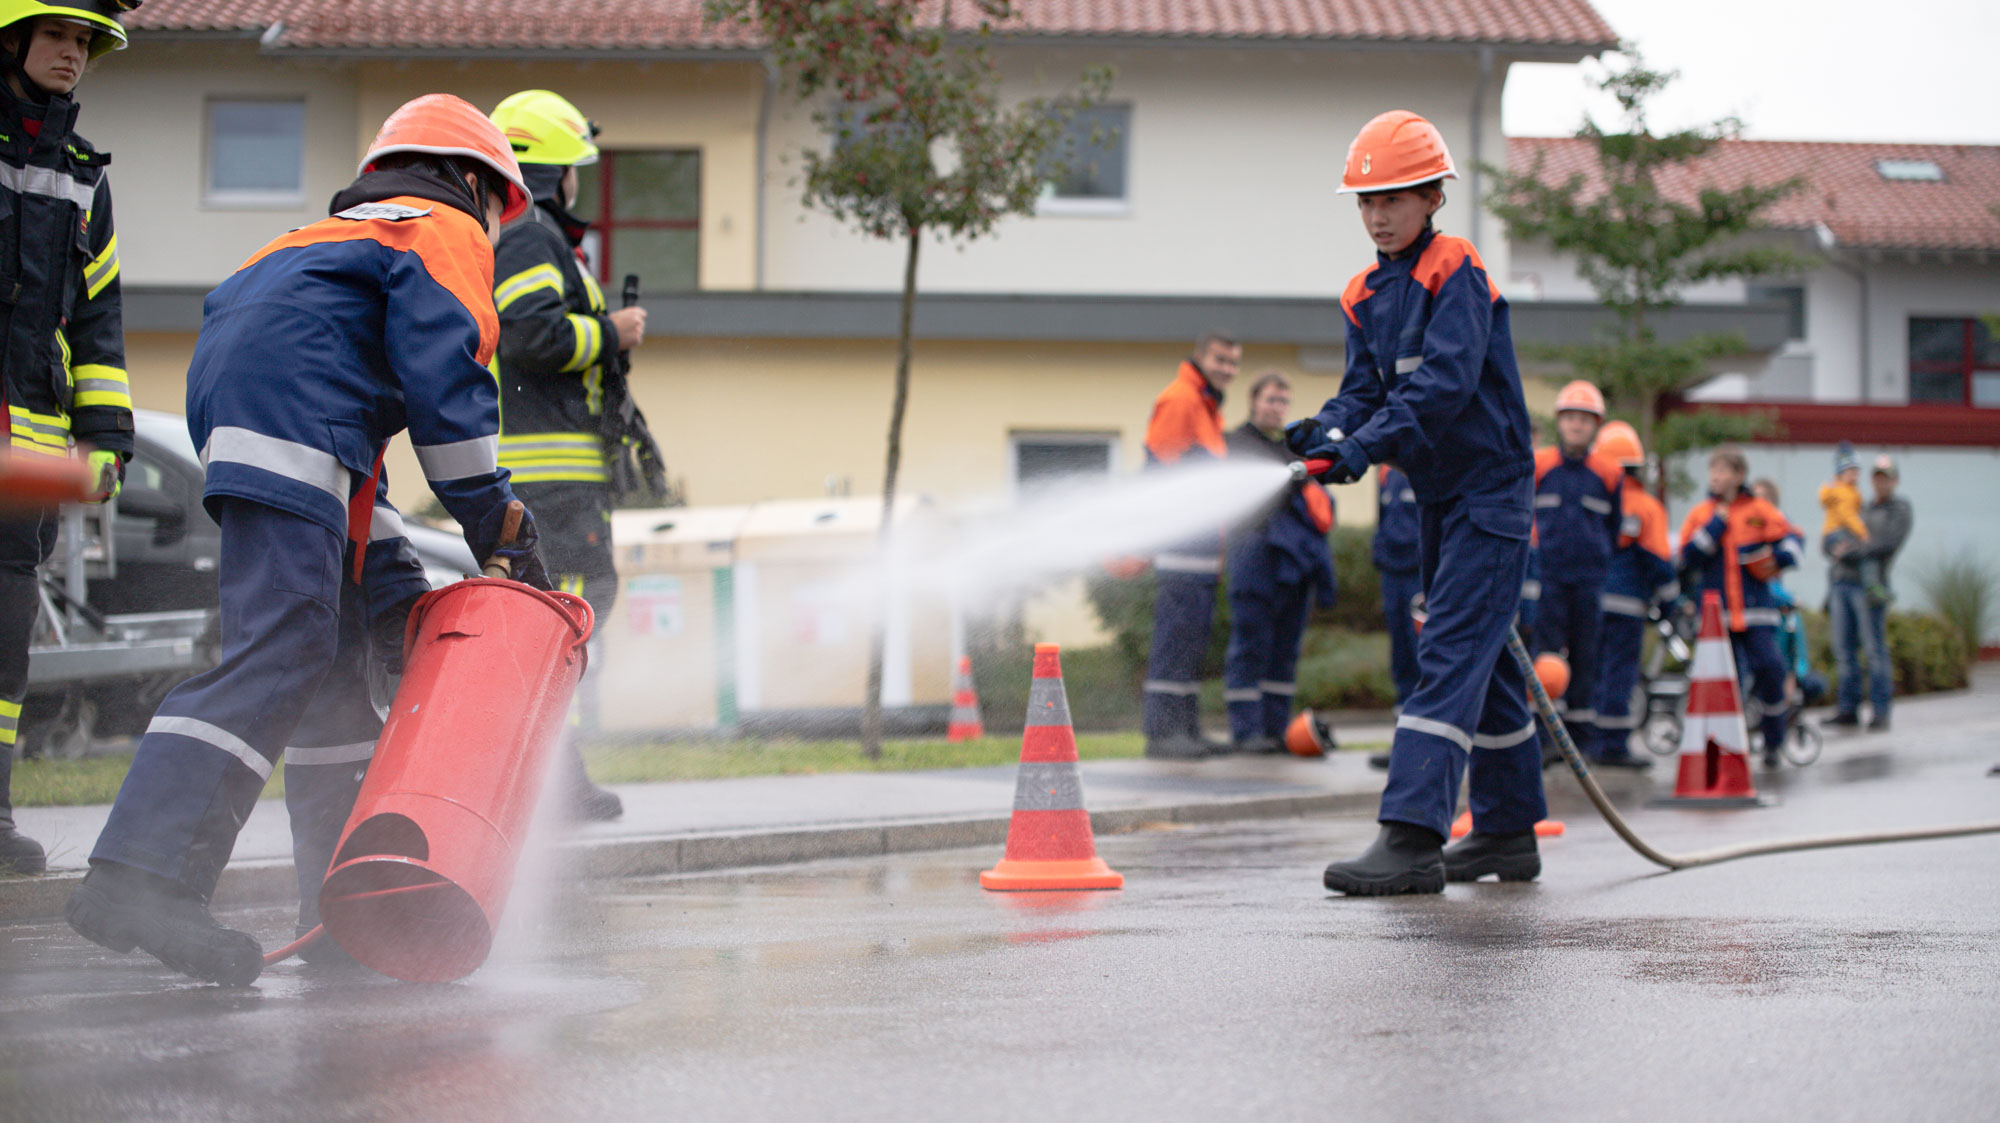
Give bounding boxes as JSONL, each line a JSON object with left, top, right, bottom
{"left": 1593, "top": 420, "right": 1645, "bottom": 467}
{"left": 1338, "top": 110, "right": 1458, "bottom": 195}
{"left": 1553, "top": 379, "right": 1606, "bottom": 419}
{"left": 1533, "top": 653, "right": 1571, "bottom": 700}
{"left": 360, "top": 94, "right": 532, "bottom": 224}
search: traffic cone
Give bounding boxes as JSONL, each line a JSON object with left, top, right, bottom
{"left": 1654, "top": 590, "right": 1766, "bottom": 807}
{"left": 946, "top": 655, "right": 984, "bottom": 742}
{"left": 980, "top": 644, "right": 1123, "bottom": 891}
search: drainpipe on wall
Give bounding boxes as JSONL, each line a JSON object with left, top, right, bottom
{"left": 1468, "top": 47, "right": 1493, "bottom": 251}
{"left": 755, "top": 55, "right": 778, "bottom": 291}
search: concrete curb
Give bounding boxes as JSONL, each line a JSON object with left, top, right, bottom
{"left": 0, "top": 789, "right": 1379, "bottom": 924}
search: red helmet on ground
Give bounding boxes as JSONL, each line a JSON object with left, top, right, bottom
{"left": 1284, "top": 710, "right": 1336, "bottom": 758}
{"left": 1593, "top": 420, "right": 1644, "bottom": 467}
{"left": 1533, "top": 653, "right": 1570, "bottom": 700}
{"left": 1338, "top": 110, "right": 1458, "bottom": 195}
{"left": 1553, "top": 379, "right": 1606, "bottom": 419}
{"left": 360, "top": 94, "right": 531, "bottom": 224}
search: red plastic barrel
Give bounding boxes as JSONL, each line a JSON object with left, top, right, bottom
{"left": 317, "top": 578, "right": 592, "bottom": 982}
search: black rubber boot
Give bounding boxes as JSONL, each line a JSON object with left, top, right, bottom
{"left": 1233, "top": 736, "right": 1283, "bottom": 755}
{"left": 1144, "top": 736, "right": 1211, "bottom": 761}
{"left": 0, "top": 748, "right": 44, "bottom": 875}
{"left": 1322, "top": 822, "right": 1446, "bottom": 896}
{"left": 1366, "top": 751, "right": 1391, "bottom": 772}
{"left": 64, "top": 861, "right": 264, "bottom": 986}
{"left": 1442, "top": 829, "right": 1541, "bottom": 883}
{"left": 561, "top": 743, "right": 623, "bottom": 821}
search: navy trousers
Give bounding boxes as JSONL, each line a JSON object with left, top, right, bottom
{"left": 1379, "top": 478, "right": 1545, "bottom": 839}
{"left": 93, "top": 499, "right": 417, "bottom": 916}
{"left": 1532, "top": 578, "right": 1603, "bottom": 742}
{"left": 1379, "top": 567, "right": 1422, "bottom": 706}
{"left": 1144, "top": 567, "right": 1217, "bottom": 740}
{"left": 1591, "top": 612, "right": 1645, "bottom": 761}
{"left": 1733, "top": 625, "right": 1789, "bottom": 753}
{"left": 1224, "top": 579, "right": 1310, "bottom": 742}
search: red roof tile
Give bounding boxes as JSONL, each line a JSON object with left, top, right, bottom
{"left": 1510, "top": 136, "right": 2000, "bottom": 253}
{"left": 130, "top": 0, "right": 1615, "bottom": 53}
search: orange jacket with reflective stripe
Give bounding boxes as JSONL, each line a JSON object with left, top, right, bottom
{"left": 1144, "top": 362, "right": 1226, "bottom": 465}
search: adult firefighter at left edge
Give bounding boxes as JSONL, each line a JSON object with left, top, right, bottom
{"left": 489, "top": 89, "right": 650, "bottom": 820}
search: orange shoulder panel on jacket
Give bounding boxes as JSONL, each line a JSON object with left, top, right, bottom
{"left": 1628, "top": 486, "right": 1672, "bottom": 559}
{"left": 1413, "top": 235, "right": 1500, "bottom": 302}
{"left": 1728, "top": 497, "right": 1789, "bottom": 545}
{"left": 1584, "top": 452, "right": 1625, "bottom": 495}
{"left": 1679, "top": 499, "right": 1717, "bottom": 550}
{"left": 1145, "top": 367, "right": 1224, "bottom": 463}
{"left": 1339, "top": 269, "right": 1375, "bottom": 327}
{"left": 239, "top": 197, "right": 500, "bottom": 364}
{"left": 1533, "top": 445, "right": 1561, "bottom": 484}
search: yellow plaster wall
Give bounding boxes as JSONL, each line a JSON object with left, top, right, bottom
{"left": 354, "top": 60, "right": 765, "bottom": 290}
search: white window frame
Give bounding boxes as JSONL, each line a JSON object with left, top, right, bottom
{"left": 203, "top": 96, "right": 307, "bottom": 210}
{"left": 1037, "top": 103, "right": 1132, "bottom": 218}
{"left": 1007, "top": 430, "right": 1120, "bottom": 499}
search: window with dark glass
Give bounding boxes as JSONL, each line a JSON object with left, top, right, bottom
{"left": 1039, "top": 104, "right": 1129, "bottom": 203}
{"left": 1012, "top": 433, "right": 1116, "bottom": 495}
{"left": 1908, "top": 316, "right": 2000, "bottom": 407}
{"left": 572, "top": 150, "right": 701, "bottom": 291}
{"left": 205, "top": 98, "right": 305, "bottom": 206}
{"left": 1748, "top": 283, "right": 1807, "bottom": 342}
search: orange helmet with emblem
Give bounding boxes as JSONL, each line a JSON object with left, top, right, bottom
{"left": 1553, "top": 379, "right": 1606, "bottom": 419}
{"left": 1593, "top": 420, "right": 1644, "bottom": 467}
{"left": 1338, "top": 110, "right": 1458, "bottom": 194}
{"left": 360, "top": 94, "right": 532, "bottom": 224}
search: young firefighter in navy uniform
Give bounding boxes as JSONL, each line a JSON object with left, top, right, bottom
{"left": 0, "top": 0, "right": 138, "bottom": 875}
{"left": 488, "top": 90, "right": 648, "bottom": 820}
{"left": 1531, "top": 380, "right": 1622, "bottom": 761}
{"left": 1288, "top": 111, "right": 1543, "bottom": 894}
{"left": 1221, "top": 372, "right": 1334, "bottom": 753}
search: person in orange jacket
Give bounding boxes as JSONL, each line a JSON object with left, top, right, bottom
{"left": 1141, "top": 330, "right": 1238, "bottom": 759}
{"left": 1589, "top": 421, "right": 1675, "bottom": 767}
{"left": 1677, "top": 445, "right": 1797, "bottom": 759}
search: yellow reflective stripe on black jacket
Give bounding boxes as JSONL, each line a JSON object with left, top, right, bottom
{"left": 491, "top": 205, "right": 616, "bottom": 489}
{"left": 498, "top": 431, "right": 608, "bottom": 484}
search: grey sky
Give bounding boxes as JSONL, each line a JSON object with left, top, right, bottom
{"left": 1503, "top": 0, "right": 2000, "bottom": 144}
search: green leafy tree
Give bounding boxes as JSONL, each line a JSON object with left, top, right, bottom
{"left": 1483, "top": 50, "right": 1801, "bottom": 482}
{"left": 705, "top": 0, "right": 1111, "bottom": 756}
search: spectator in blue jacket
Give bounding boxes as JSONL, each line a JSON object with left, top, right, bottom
{"left": 1223, "top": 372, "right": 1336, "bottom": 753}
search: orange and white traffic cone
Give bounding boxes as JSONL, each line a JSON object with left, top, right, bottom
{"left": 980, "top": 644, "right": 1124, "bottom": 891}
{"left": 946, "top": 655, "right": 984, "bottom": 742}
{"left": 1655, "top": 590, "right": 1766, "bottom": 807}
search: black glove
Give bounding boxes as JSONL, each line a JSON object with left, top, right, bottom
{"left": 1284, "top": 418, "right": 1328, "bottom": 458}
{"left": 370, "top": 593, "right": 422, "bottom": 678}
{"left": 1320, "top": 440, "right": 1372, "bottom": 485}
{"left": 473, "top": 501, "right": 555, "bottom": 591}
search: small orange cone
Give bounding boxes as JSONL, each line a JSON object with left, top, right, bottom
{"left": 945, "top": 655, "right": 984, "bottom": 742}
{"left": 1449, "top": 810, "right": 1565, "bottom": 838}
{"left": 1655, "top": 590, "right": 1766, "bottom": 807}
{"left": 980, "top": 644, "right": 1123, "bottom": 891}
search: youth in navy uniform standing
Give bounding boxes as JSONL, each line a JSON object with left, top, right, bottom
{"left": 1287, "top": 111, "right": 1543, "bottom": 894}
{"left": 1530, "top": 380, "right": 1622, "bottom": 759}
{"left": 67, "top": 95, "right": 548, "bottom": 986}
{"left": 1221, "top": 372, "right": 1335, "bottom": 753}
{"left": 0, "top": 0, "right": 137, "bottom": 875}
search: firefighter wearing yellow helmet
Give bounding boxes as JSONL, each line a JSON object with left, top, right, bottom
{"left": 0, "top": 0, "right": 140, "bottom": 876}
{"left": 489, "top": 89, "right": 649, "bottom": 820}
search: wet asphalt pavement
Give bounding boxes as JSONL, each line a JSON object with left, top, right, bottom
{"left": 5, "top": 727, "right": 1999, "bottom": 1121}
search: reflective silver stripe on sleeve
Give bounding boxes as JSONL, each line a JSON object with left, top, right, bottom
{"left": 1258, "top": 680, "right": 1296, "bottom": 696}
{"left": 1740, "top": 608, "right": 1781, "bottom": 627}
{"left": 1154, "top": 553, "right": 1221, "bottom": 574}
{"left": 1224, "top": 688, "right": 1262, "bottom": 703}
{"left": 1655, "top": 580, "right": 1681, "bottom": 602}
{"left": 1396, "top": 713, "right": 1472, "bottom": 751}
{"left": 1596, "top": 713, "right": 1639, "bottom": 731}
{"left": 1023, "top": 679, "right": 1073, "bottom": 727}
{"left": 1601, "top": 593, "right": 1649, "bottom": 617}
{"left": 0, "top": 162, "right": 96, "bottom": 209}
{"left": 1521, "top": 579, "right": 1542, "bottom": 601}
{"left": 1470, "top": 722, "right": 1537, "bottom": 750}
{"left": 1013, "top": 761, "right": 1085, "bottom": 811}
{"left": 283, "top": 741, "right": 377, "bottom": 766}
{"left": 1143, "top": 680, "right": 1201, "bottom": 696}
{"left": 1690, "top": 528, "right": 1715, "bottom": 553}
{"left": 1580, "top": 495, "right": 1612, "bottom": 515}
{"left": 368, "top": 504, "right": 407, "bottom": 542}
{"left": 1394, "top": 355, "right": 1423, "bottom": 374}
{"left": 201, "top": 426, "right": 349, "bottom": 503}
{"left": 147, "top": 715, "right": 271, "bottom": 780}
{"left": 414, "top": 434, "right": 500, "bottom": 481}
{"left": 1533, "top": 493, "right": 1561, "bottom": 508}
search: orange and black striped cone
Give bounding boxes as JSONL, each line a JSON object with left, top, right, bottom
{"left": 980, "top": 644, "right": 1123, "bottom": 891}
{"left": 946, "top": 655, "right": 984, "bottom": 742}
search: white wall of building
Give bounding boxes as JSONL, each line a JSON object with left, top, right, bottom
{"left": 79, "top": 42, "right": 360, "bottom": 287}
{"left": 1667, "top": 443, "right": 2000, "bottom": 641}
{"left": 759, "top": 46, "right": 1514, "bottom": 297}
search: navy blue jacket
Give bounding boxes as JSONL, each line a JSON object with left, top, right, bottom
{"left": 1314, "top": 228, "right": 1533, "bottom": 505}
{"left": 1372, "top": 466, "right": 1420, "bottom": 573}
{"left": 1225, "top": 423, "right": 1336, "bottom": 604}
{"left": 1532, "top": 446, "right": 1622, "bottom": 585}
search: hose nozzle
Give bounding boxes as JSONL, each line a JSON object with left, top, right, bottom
{"left": 1287, "top": 460, "right": 1308, "bottom": 484}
